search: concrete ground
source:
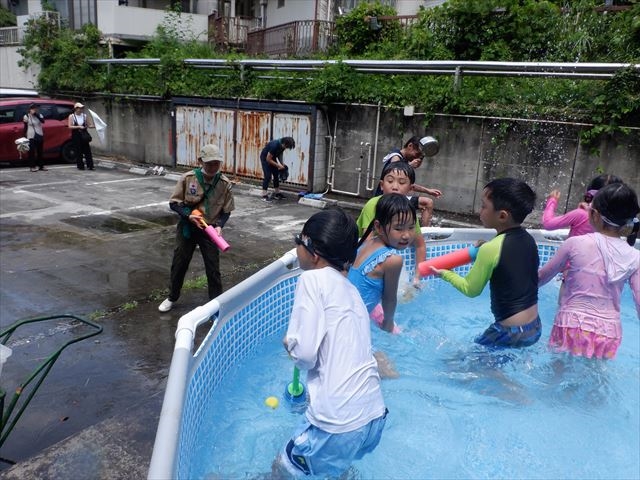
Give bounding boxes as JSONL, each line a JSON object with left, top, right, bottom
{"left": 0, "top": 159, "right": 382, "bottom": 479}
{"left": 0, "top": 158, "right": 479, "bottom": 479}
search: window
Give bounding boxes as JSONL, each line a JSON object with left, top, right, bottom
{"left": 38, "top": 104, "right": 55, "bottom": 120}
{"left": 54, "top": 105, "right": 74, "bottom": 121}
{"left": 0, "top": 107, "right": 16, "bottom": 124}
{"left": 278, "top": 0, "right": 284, "bottom": 7}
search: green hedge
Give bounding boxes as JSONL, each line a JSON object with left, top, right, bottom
{"left": 17, "top": 0, "right": 640, "bottom": 138}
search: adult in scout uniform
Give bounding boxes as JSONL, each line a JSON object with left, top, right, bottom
{"left": 158, "top": 144, "right": 235, "bottom": 312}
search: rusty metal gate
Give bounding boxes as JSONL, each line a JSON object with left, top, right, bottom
{"left": 172, "top": 98, "right": 316, "bottom": 189}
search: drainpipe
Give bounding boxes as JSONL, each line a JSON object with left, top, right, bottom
{"left": 366, "top": 101, "right": 382, "bottom": 191}
{"left": 327, "top": 115, "right": 365, "bottom": 196}
{"left": 260, "top": 0, "right": 267, "bottom": 28}
{"left": 324, "top": 113, "right": 337, "bottom": 192}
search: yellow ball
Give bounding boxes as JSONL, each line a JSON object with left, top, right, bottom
{"left": 265, "top": 396, "right": 279, "bottom": 409}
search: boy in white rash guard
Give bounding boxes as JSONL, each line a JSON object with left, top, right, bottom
{"left": 276, "top": 208, "right": 387, "bottom": 477}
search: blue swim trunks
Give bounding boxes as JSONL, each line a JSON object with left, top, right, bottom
{"left": 280, "top": 410, "right": 387, "bottom": 477}
{"left": 475, "top": 316, "right": 542, "bottom": 349}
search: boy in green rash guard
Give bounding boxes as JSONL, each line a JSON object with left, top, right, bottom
{"left": 430, "top": 178, "right": 541, "bottom": 348}
{"left": 356, "top": 162, "right": 426, "bottom": 286}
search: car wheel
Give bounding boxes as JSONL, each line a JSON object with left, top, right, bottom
{"left": 61, "top": 141, "right": 79, "bottom": 163}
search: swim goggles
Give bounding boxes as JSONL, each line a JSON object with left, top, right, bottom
{"left": 599, "top": 213, "right": 640, "bottom": 229}
{"left": 294, "top": 233, "right": 315, "bottom": 255}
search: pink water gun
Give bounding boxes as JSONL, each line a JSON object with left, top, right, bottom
{"left": 191, "top": 209, "right": 230, "bottom": 252}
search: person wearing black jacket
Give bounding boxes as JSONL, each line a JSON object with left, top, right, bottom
{"left": 260, "top": 136, "right": 295, "bottom": 201}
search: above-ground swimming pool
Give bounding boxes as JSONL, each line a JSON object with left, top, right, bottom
{"left": 148, "top": 228, "right": 639, "bottom": 480}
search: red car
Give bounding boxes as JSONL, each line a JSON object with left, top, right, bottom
{"left": 0, "top": 97, "right": 78, "bottom": 164}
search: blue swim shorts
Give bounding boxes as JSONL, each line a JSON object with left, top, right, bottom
{"left": 280, "top": 409, "right": 388, "bottom": 477}
{"left": 475, "top": 316, "right": 542, "bottom": 349}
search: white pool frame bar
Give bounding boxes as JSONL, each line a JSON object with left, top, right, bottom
{"left": 148, "top": 227, "right": 572, "bottom": 479}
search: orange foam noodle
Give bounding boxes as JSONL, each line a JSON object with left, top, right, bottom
{"left": 418, "top": 246, "right": 478, "bottom": 277}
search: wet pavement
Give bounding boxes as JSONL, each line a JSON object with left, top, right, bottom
{"left": 0, "top": 160, "right": 368, "bottom": 478}
{"left": 0, "top": 159, "right": 480, "bottom": 478}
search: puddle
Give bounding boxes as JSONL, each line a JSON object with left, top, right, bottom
{"left": 124, "top": 211, "right": 176, "bottom": 227}
{"left": 63, "top": 215, "right": 151, "bottom": 234}
{"left": 0, "top": 180, "right": 28, "bottom": 188}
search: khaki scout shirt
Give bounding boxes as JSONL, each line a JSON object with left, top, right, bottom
{"left": 170, "top": 169, "right": 235, "bottom": 225}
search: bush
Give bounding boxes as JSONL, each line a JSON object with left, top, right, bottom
{"left": 16, "top": 0, "right": 640, "bottom": 134}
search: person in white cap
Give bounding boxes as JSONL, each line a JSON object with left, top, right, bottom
{"left": 68, "top": 102, "right": 95, "bottom": 170}
{"left": 159, "top": 144, "right": 235, "bottom": 312}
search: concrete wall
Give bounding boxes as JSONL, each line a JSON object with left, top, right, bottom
{"left": 75, "top": 96, "right": 174, "bottom": 166}
{"left": 69, "top": 96, "right": 639, "bottom": 223}
{"left": 324, "top": 106, "right": 639, "bottom": 224}
{"left": 0, "top": 46, "right": 38, "bottom": 89}
{"left": 97, "top": 3, "right": 209, "bottom": 41}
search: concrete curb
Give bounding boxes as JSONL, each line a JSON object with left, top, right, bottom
{"left": 298, "top": 197, "right": 328, "bottom": 209}
{"left": 128, "top": 167, "right": 149, "bottom": 176}
{"left": 92, "top": 156, "right": 364, "bottom": 215}
{"left": 91, "top": 157, "right": 479, "bottom": 223}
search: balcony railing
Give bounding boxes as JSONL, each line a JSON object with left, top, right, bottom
{"left": 247, "top": 20, "right": 335, "bottom": 57}
{"left": 210, "top": 15, "right": 260, "bottom": 51}
{"left": 0, "top": 11, "right": 60, "bottom": 46}
{"left": 0, "top": 27, "right": 20, "bottom": 46}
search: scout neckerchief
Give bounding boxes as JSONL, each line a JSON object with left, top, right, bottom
{"left": 182, "top": 169, "right": 221, "bottom": 238}
{"left": 193, "top": 168, "right": 221, "bottom": 217}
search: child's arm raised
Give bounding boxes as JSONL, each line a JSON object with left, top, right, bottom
{"left": 542, "top": 190, "right": 584, "bottom": 230}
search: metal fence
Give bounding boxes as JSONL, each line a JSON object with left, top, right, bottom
{"left": 0, "top": 27, "right": 20, "bottom": 46}
{"left": 0, "top": 11, "right": 60, "bottom": 47}
{"left": 246, "top": 20, "right": 335, "bottom": 57}
{"left": 88, "top": 58, "right": 639, "bottom": 84}
{"left": 209, "top": 15, "right": 258, "bottom": 51}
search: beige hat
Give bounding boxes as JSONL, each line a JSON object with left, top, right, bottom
{"left": 74, "top": 102, "right": 84, "bottom": 109}
{"left": 199, "top": 144, "right": 223, "bottom": 163}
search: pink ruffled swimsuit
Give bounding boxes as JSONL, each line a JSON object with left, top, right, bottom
{"left": 539, "top": 233, "right": 640, "bottom": 359}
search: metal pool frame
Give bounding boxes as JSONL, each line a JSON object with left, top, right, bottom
{"left": 148, "top": 228, "right": 569, "bottom": 479}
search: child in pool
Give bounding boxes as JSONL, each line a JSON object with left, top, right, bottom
{"left": 538, "top": 183, "right": 640, "bottom": 359}
{"left": 277, "top": 208, "right": 387, "bottom": 478}
{"left": 543, "top": 174, "right": 623, "bottom": 237}
{"left": 348, "top": 193, "right": 417, "bottom": 333}
{"left": 356, "top": 161, "right": 427, "bottom": 286}
{"left": 430, "top": 178, "right": 541, "bottom": 348}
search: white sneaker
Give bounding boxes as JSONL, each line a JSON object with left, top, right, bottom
{"left": 158, "top": 298, "right": 174, "bottom": 312}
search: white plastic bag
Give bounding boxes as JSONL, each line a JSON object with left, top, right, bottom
{"left": 88, "top": 109, "right": 107, "bottom": 144}
{"left": 15, "top": 137, "right": 30, "bottom": 154}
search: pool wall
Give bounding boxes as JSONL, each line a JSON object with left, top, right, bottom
{"left": 148, "top": 228, "right": 568, "bottom": 479}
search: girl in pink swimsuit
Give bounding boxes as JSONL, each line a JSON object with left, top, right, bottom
{"left": 539, "top": 183, "right": 640, "bottom": 359}
{"left": 542, "top": 174, "right": 622, "bottom": 237}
